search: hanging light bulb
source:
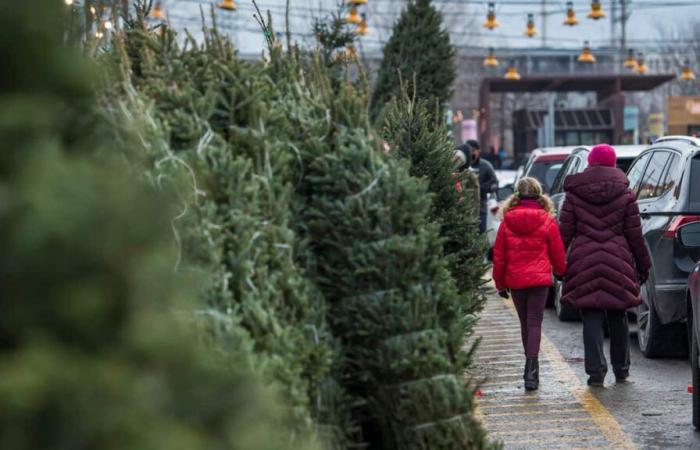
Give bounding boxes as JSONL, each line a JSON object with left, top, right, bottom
{"left": 90, "top": 5, "right": 97, "bottom": 15}
{"left": 95, "top": 30, "right": 104, "bottom": 39}
{"left": 623, "top": 48, "right": 637, "bottom": 69}
{"left": 524, "top": 13, "right": 537, "bottom": 37}
{"left": 587, "top": 0, "right": 606, "bottom": 20}
{"left": 636, "top": 53, "right": 648, "bottom": 74}
{"left": 356, "top": 13, "right": 369, "bottom": 36}
{"left": 64, "top": 0, "right": 74, "bottom": 5}
{"left": 218, "top": 0, "right": 237, "bottom": 11}
{"left": 347, "top": 7, "right": 361, "bottom": 25}
{"left": 681, "top": 60, "right": 696, "bottom": 81}
{"left": 505, "top": 60, "right": 521, "bottom": 80}
{"left": 348, "top": 0, "right": 368, "bottom": 5}
{"left": 150, "top": 1, "right": 164, "bottom": 20}
{"left": 483, "top": 47, "right": 499, "bottom": 67}
{"left": 104, "top": 20, "right": 113, "bottom": 30}
{"left": 578, "top": 41, "right": 596, "bottom": 63}
{"left": 483, "top": 3, "right": 499, "bottom": 30}
{"left": 563, "top": 2, "right": 579, "bottom": 26}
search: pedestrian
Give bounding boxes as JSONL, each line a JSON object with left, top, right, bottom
{"left": 559, "top": 144, "right": 652, "bottom": 386}
{"left": 462, "top": 140, "right": 498, "bottom": 233}
{"left": 492, "top": 177, "right": 566, "bottom": 390}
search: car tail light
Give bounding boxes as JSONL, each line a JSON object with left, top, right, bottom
{"left": 664, "top": 215, "right": 700, "bottom": 238}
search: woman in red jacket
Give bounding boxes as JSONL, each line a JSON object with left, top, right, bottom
{"left": 492, "top": 177, "right": 567, "bottom": 390}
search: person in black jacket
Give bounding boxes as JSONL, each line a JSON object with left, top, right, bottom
{"left": 464, "top": 140, "right": 498, "bottom": 233}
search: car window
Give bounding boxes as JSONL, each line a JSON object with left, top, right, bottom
{"left": 550, "top": 158, "right": 574, "bottom": 194}
{"left": 528, "top": 160, "right": 564, "bottom": 193}
{"left": 654, "top": 153, "right": 680, "bottom": 197}
{"left": 638, "top": 152, "right": 671, "bottom": 200}
{"left": 616, "top": 157, "right": 635, "bottom": 174}
{"left": 690, "top": 156, "right": 700, "bottom": 204}
{"left": 627, "top": 152, "right": 652, "bottom": 195}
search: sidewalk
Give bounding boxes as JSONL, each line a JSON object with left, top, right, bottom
{"left": 469, "top": 293, "right": 637, "bottom": 449}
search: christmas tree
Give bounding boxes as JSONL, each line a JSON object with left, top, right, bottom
{"left": 0, "top": 2, "right": 318, "bottom": 449}
{"left": 380, "top": 94, "right": 487, "bottom": 310}
{"left": 370, "top": 0, "right": 456, "bottom": 122}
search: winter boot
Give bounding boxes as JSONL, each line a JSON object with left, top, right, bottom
{"left": 524, "top": 357, "right": 539, "bottom": 391}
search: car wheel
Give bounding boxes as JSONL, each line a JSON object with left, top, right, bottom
{"left": 637, "top": 277, "right": 687, "bottom": 358}
{"left": 692, "top": 316, "right": 700, "bottom": 429}
{"left": 554, "top": 280, "right": 579, "bottom": 321}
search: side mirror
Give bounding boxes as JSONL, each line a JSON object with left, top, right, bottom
{"left": 496, "top": 185, "right": 514, "bottom": 201}
{"left": 678, "top": 222, "right": 700, "bottom": 248}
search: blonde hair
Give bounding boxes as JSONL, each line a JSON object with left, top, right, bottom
{"left": 499, "top": 176, "right": 556, "bottom": 218}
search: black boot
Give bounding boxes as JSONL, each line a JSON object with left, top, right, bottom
{"left": 524, "top": 357, "right": 539, "bottom": 391}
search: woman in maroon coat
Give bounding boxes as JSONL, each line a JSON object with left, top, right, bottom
{"left": 559, "top": 144, "right": 652, "bottom": 386}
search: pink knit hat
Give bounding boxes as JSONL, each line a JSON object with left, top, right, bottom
{"left": 588, "top": 144, "right": 617, "bottom": 167}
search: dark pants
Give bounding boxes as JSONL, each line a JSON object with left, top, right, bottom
{"left": 580, "top": 309, "right": 630, "bottom": 378}
{"left": 511, "top": 286, "right": 549, "bottom": 358}
{"left": 479, "top": 210, "right": 487, "bottom": 234}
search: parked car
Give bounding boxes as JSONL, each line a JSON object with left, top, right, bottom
{"left": 485, "top": 170, "right": 518, "bottom": 258}
{"left": 548, "top": 145, "right": 647, "bottom": 320}
{"left": 517, "top": 146, "right": 578, "bottom": 194}
{"left": 681, "top": 221, "right": 700, "bottom": 428}
{"left": 622, "top": 136, "right": 700, "bottom": 357}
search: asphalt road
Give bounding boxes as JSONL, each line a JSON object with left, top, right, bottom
{"left": 542, "top": 306, "right": 700, "bottom": 449}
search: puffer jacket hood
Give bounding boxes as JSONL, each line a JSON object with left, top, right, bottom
{"left": 503, "top": 203, "right": 549, "bottom": 236}
{"left": 564, "top": 166, "right": 629, "bottom": 205}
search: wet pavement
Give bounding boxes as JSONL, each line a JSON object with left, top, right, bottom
{"left": 470, "top": 291, "right": 700, "bottom": 449}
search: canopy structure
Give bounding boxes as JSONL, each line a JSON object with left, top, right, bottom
{"left": 478, "top": 74, "right": 676, "bottom": 151}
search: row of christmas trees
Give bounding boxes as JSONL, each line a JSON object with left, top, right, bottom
{"left": 0, "top": 0, "right": 495, "bottom": 448}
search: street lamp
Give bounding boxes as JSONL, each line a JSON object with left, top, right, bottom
{"left": 483, "top": 3, "right": 499, "bottom": 30}
{"left": 587, "top": 0, "right": 606, "bottom": 20}
{"left": 623, "top": 48, "right": 638, "bottom": 70}
{"left": 218, "top": 0, "right": 237, "bottom": 11}
{"left": 505, "top": 60, "right": 521, "bottom": 80}
{"left": 636, "top": 53, "right": 648, "bottom": 74}
{"left": 681, "top": 60, "right": 696, "bottom": 81}
{"left": 563, "top": 2, "right": 579, "bottom": 26}
{"left": 483, "top": 48, "right": 499, "bottom": 67}
{"left": 578, "top": 41, "right": 596, "bottom": 63}
{"left": 524, "top": 13, "right": 537, "bottom": 38}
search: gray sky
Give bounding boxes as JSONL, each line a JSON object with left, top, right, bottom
{"left": 164, "top": 0, "right": 700, "bottom": 56}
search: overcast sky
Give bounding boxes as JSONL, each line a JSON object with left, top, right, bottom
{"left": 165, "top": 0, "right": 700, "bottom": 56}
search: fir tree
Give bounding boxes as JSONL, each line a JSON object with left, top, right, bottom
{"left": 370, "top": 0, "right": 456, "bottom": 122}
{"left": 0, "top": 2, "right": 318, "bottom": 449}
{"left": 380, "top": 94, "right": 487, "bottom": 313}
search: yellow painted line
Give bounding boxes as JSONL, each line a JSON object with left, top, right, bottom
{"left": 502, "top": 298, "right": 637, "bottom": 450}
{"left": 487, "top": 417, "right": 593, "bottom": 429}
{"left": 480, "top": 400, "right": 581, "bottom": 409}
{"left": 490, "top": 425, "right": 599, "bottom": 436}
{"left": 484, "top": 407, "right": 583, "bottom": 417}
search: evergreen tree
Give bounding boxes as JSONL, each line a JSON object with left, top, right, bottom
{"left": 0, "top": 2, "right": 318, "bottom": 449}
{"left": 380, "top": 94, "right": 487, "bottom": 312}
{"left": 370, "top": 0, "right": 456, "bottom": 122}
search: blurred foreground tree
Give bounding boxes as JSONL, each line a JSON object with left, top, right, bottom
{"left": 0, "top": 2, "right": 318, "bottom": 449}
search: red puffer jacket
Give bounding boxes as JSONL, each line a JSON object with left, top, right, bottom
{"left": 492, "top": 200, "right": 567, "bottom": 291}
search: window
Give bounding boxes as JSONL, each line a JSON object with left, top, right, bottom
{"left": 550, "top": 156, "right": 581, "bottom": 194}
{"left": 627, "top": 152, "right": 651, "bottom": 195}
{"left": 654, "top": 154, "right": 680, "bottom": 197}
{"left": 690, "top": 156, "right": 700, "bottom": 203}
{"left": 638, "top": 152, "right": 671, "bottom": 200}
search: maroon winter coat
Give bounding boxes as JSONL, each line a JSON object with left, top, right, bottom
{"left": 559, "top": 166, "right": 652, "bottom": 310}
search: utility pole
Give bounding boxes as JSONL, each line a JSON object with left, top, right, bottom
{"left": 620, "top": 0, "right": 628, "bottom": 52}
{"left": 611, "top": 0, "right": 617, "bottom": 48}
{"left": 541, "top": 0, "right": 547, "bottom": 47}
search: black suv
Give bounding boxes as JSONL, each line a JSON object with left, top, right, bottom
{"left": 626, "top": 136, "right": 700, "bottom": 357}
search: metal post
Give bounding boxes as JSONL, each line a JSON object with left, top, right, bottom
{"left": 611, "top": 0, "right": 617, "bottom": 48}
{"left": 540, "top": 0, "right": 547, "bottom": 47}
{"left": 620, "top": 0, "right": 627, "bottom": 51}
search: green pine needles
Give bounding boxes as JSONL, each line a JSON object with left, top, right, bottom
{"left": 370, "top": 0, "right": 456, "bottom": 122}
